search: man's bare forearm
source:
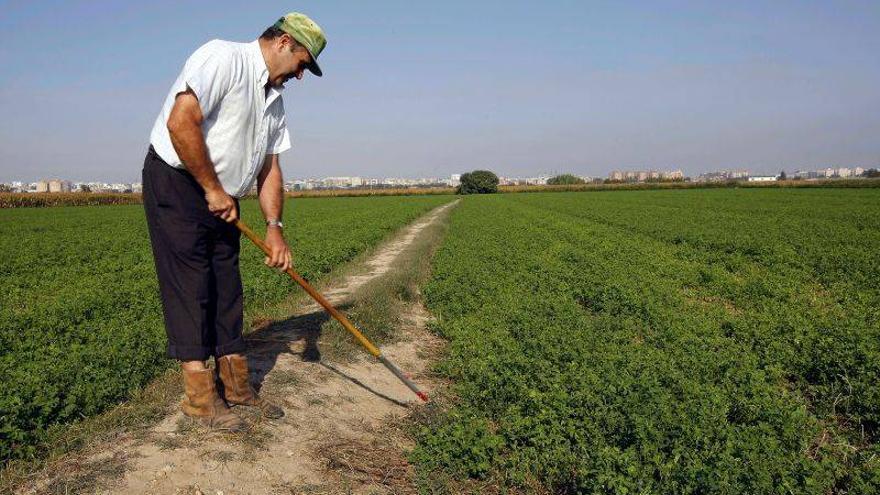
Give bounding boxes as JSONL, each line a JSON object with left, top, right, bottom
{"left": 258, "top": 155, "right": 284, "bottom": 221}
{"left": 168, "top": 121, "right": 224, "bottom": 194}
{"left": 257, "top": 154, "right": 291, "bottom": 271}
{"left": 167, "top": 90, "right": 224, "bottom": 195}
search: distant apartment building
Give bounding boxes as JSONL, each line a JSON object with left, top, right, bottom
{"left": 318, "top": 176, "right": 364, "bottom": 188}
{"left": 31, "top": 179, "right": 73, "bottom": 193}
{"left": 528, "top": 176, "right": 549, "bottom": 185}
{"left": 382, "top": 177, "right": 402, "bottom": 187}
{"left": 609, "top": 169, "right": 684, "bottom": 182}
{"left": 48, "top": 179, "right": 63, "bottom": 192}
{"left": 794, "top": 166, "right": 867, "bottom": 180}
{"left": 501, "top": 176, "right": 551, "bottom": 186}
{"left": 285, "top": 179, "right": 324, "bottom": 191}
{"left": 696, "top": 169, "right": 750, "bottom": 182}
{"left": 747, "top": 176, "right": 777, "bottom": 182}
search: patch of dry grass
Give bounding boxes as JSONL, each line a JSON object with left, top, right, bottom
{"left": 316, "top": 437, "right": 415, "bottom": 495}
{"left": 39, "top": 450, "right": 131, "bottom": 495}
{"left": 317, "top": 204, "right": 453, "bottom": 363}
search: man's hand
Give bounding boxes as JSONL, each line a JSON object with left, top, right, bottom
{"left": 205, "top": 188, "right": 238, "bottom": 222}
{"left": 264, "top": 227, "right": 292, "bottom": 272}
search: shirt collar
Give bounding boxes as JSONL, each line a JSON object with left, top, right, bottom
{"left": 247, "top": 39, "right": 284, "bottom": 107}
{"left": 247, "top": 39, "right": 286, "bottom": 93}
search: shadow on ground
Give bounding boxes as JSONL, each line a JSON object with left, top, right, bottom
{"left": 319, "top": 362, "right": 409, "bottom": 407}
{"left": 242, "top": 306, "right": 341, "bottom": 387}
{"left": 240, "top": 303, "right": 412, "bottom": 408}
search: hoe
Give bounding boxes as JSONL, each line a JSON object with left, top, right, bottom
{"left": 235, "top": 218, "right": 429, "bottom": 403}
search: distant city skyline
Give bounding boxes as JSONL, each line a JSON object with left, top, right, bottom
{"left": 3, "top": 164, "right": 875, "bottom": 192}
{"left": 2, "top": 1, "right": 879, "bottom": 183}
{"left": 2, "top": 160, "right": 879, "bottom": 185}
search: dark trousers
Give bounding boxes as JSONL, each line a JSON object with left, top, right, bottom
{"left": 142, "top": 146, "right": 246, "bottom": 361}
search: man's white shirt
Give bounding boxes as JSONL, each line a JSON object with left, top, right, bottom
{"left": 150, "top": 39, "right": 291, "bottom": 198}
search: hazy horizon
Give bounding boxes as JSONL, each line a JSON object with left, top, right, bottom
{"left": 2, "top": 1, "right": 878, "bottom": 183}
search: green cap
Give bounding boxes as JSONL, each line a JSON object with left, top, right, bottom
{"left": 273, "top": 12, "right": 326, "bottom": 77}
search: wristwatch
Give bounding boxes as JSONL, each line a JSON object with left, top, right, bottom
{"left": 266, "top": 219, "right": 284, "bottom": 229}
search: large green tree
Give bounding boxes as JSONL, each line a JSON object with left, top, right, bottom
{"left": 457, "top": 170, "right": 499, "bottom": 194}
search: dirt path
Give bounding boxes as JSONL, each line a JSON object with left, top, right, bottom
{"left": 22, "top": 201, "right": 457, "bottom": 495}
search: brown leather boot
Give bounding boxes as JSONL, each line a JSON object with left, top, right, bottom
{"left": 181, "top": 367, "right": 246, "bottom": 432}
{"left": 216, "top": 354, "right": 284, "bottom": 419}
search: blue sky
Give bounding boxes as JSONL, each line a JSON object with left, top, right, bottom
{"left": 1, "top": 0, "right": 878, "bottom": 182}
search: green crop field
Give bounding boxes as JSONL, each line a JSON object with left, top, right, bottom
{"left": 413, "top": 189, "right": 880, "bottom": 493}
{"left": 0, "top": 195, "right": 451, "bottom": 463}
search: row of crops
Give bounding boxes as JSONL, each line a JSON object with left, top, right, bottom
{"left": 414, "top": 189, "right": 880, "bottom": 493}
{"left": 0, "top": 195, "right": 451, "bottom": 463}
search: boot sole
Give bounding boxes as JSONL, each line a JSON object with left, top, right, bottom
{"left": 183, "top": 414, "right": 248, "bottom": 433}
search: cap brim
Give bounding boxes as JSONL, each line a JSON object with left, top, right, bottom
{"left": 307, "top": 51, "right": 322, "bottom": 77}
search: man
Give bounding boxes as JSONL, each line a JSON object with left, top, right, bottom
{"left": 142, "top": 12, "right": 327, "bottom": 431}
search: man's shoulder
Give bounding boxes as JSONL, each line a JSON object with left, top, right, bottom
{"left": 189, "top": 39, "right": 243, "bottom": 59}
{"left": 185, "top": 39, "right": 257, "bottom": 69}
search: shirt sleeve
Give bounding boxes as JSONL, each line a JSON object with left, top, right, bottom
{"left": 171, "top": 40, "right": 233, "bottom": 119}
{"left": 268, "top": 107, "right": 292, "bottom": 155}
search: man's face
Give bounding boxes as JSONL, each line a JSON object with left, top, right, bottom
{"left": 272, "top": 34, "right": 313, "bottom": 87}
